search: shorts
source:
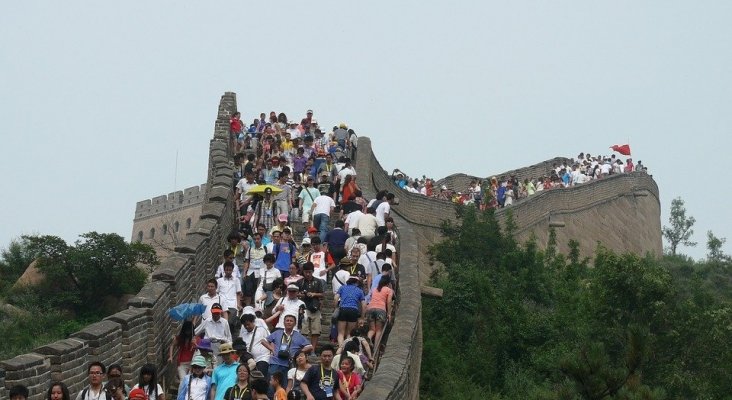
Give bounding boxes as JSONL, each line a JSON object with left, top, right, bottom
{"left": 301, "top": 310, "right": 322, "bottom": 336}
{"left": 366, "top": 308, "right": 387, "bottom": 323}
{"left": 337, "top": 307, "right": 360, "bottom": 323}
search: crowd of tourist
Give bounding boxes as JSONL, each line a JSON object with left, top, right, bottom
{"left": 390, "top": 152, "right": 646, "bottom": 209}
{"left": 8, "top": 109, "right": 399, "bottom": 400}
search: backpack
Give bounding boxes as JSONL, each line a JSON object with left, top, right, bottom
{"left": 81, "top": 387, "right": 112, "bottom": 400}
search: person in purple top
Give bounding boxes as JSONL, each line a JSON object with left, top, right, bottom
{"left": 293, "top": 148, "right": 308, "bottom": 175}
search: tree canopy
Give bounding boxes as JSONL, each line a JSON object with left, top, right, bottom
{"left": 0, "top": 232, "right": 158, "bottom": 359}
{"left": 662, "top": 197, "right": 696, "bottom": 256}
{"left": 421, "top": 205, "right": 732, "bottom": 400}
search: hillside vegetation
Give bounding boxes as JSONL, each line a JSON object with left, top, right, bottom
{"left": 420, "top": 206, "right": 732, "bottom": 399}
{"left": 0, "top": 232, "right": 157, "bottom": 360}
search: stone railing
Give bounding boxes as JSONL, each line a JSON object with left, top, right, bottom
{"left": 0, "top": 92, "right": 239, "bottom": 400}
{"left": 355, "top": 138, "right": 423, "bottom": 400}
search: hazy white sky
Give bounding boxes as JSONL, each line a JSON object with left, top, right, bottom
{"left": 2, "top": 1, "right": 730, "bottom": 260}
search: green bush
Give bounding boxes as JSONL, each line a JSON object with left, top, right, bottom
{"left": 421, "top": 206, "right": 732, "bottom": 399}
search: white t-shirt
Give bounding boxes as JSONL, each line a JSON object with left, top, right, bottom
{"left": 258, "top": 267, "right": 282, "bottom": 290}
{"left": 338, "top": 166, "right": 357, "bottom": 184}
{"left": 345, "top": 210, "right": 364, "bottom": 230}
{"left": 236, "top": 179, "right": 258, "bottom": 201}
{"left": 356, "top": 214, "right": 378, "bottom": 238}
{"left": 215, "top": 261, "right": 241, "bottom": 279}
{"left": 332, "top": 269, "right": 351, "bottom": 294}
{"left": 240, "top": 325, "right": 270, "bottom": 363}
{"left": 358, "top": 251, "right": 378, "bottom": 276}
{"left": 275, "top": 297, "right": 306, "bottom": 330}
{"left": 375, "top": 202, "right": 391, "bottom": 226}
{"left": 216, "top": 276, "right": 241, "bottom": 309}
{"left": 308, "top": 251, "right": 328, "bottom": 278}
{"left": 374, "top": 243, "right": 396, "bottom": 255}
{"left": 312, "top": 195, "right": 335, "bottom": 216}
{"left": 288, "top": 367, "right": 308, "bottom": 386}
{"left": 132, "top": 384, "right": 164, "bottom": 400}
{"left": 199, "top": 292, "right": 222, "bottom": 321}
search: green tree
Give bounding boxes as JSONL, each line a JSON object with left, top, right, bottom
{"left": 0, "top": 237, "right": 36, "bottom": 293}
{"left": 21, "top": 232, "right": 157, "bottom": 315}
{"left": 421, "top": 205, "right": 732, "bottom": 399}
{"left": 706, "top": 230, "right": 727, "bottom": 263}
{"left": 662, "top": 197, "right": 696, "bottom": 256}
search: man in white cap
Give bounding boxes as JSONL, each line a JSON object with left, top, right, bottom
{"left": 266, "top": 283, "right": 305, "bottom": 330}
{"left": 176, "top": 355, "right": 211, "bottom": 400}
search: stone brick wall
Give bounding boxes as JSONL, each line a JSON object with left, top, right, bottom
{"left": 0, "top": 92, "right": 238, "bottom": 400}
{"left": 355, "top": 138, "right": 424, "bottom": 400}
{"left": 132, "top": 184, "right": 207, "bottom": 259}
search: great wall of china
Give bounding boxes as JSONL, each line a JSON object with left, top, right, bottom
{"left": 0, "top": 92, "right": 662, "bottom": 400}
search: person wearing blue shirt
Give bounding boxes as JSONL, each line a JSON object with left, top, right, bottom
{"left": 262, "top": 313, "right": 313, "bottom": 382}
{"left": 335, "top": 276, "right": 366, "bottom": 345}
{"left": 209, "top": 343, "right": 239, "bottom": 400}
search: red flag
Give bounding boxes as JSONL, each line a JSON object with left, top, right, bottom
{"left": 610, "top": 144, "right": 631, "bottom": 156}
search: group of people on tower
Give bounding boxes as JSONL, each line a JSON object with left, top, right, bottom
{"left": 390, "top": 151, "right": 645, "bottom": 209}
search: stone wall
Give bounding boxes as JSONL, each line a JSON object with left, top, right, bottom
{"left": 356, "top": 138, "right": 424, "bottom": 400}
{"left": 0, "top": 92, "right": 239, "bottom": 400}
{"left": 132, "top": 184, "right": 208, "bottom": 259}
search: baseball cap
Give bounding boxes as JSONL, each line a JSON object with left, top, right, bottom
{"left": 287, "top": 284, "right": 299, "bottom": 291}
{"left": 278, "top": 213, "right": 288, "bottom": 222}
{"left": 211, "top": 303, "right": 223, "bottom": 314}
{"left": 307, "top": 226, "right": 318, "bottom": 234}
{"left": 301, "top": 237, "right": 311, "bottom": 246}
{"left": 129, "top": 389, "right": 148, "bottom": 400}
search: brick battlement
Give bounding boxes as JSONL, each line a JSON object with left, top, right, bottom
{"left": 134, "top": 184, "right": 207, "bottom": 220}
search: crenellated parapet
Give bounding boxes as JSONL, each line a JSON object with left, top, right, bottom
{"left": 0, "top": 92, "right": 239, "bottom": 400}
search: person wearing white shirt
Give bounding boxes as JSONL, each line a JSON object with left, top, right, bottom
{"left": 344, "top": 210, "right": 364, "bottom": 233}
{"left": 198, "top": 279, "right": 222, "bottom": 323}
{"left": 194, "top": 304, "right": 232, "bottom": 364}
{"left": 337, "top": 162, "right": 357, "bottom": 185}
{"left": 375, "top": 193, "right": 394, "bottom": 227}
{"left": 216, "top": 262, "right": 242, "bottom": 321}
{"left": 243, "top": 233, "right": 267, "bottom": 306}
{"left": 176, "top": 356, "right": 211, "bottom": 400}
{"left": 332, "top": 263, "right": 351, "bottom": 295}
{"left": 266, "top": 284, "right": 306, "bottom": 330}
{"left": 240, "top": 313, "right": 271, "bottom": 377}
{"left": 214, "top": 250, "right": 240, "bottom": 280}
{"left": 311, "top": 194, "right": 336, "bottom": 242}
{"left": 255, "top": 254, "right": 282, "bottom": 310}
{"left": 356, "top": 208, "right": 379, "bottom": 239}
